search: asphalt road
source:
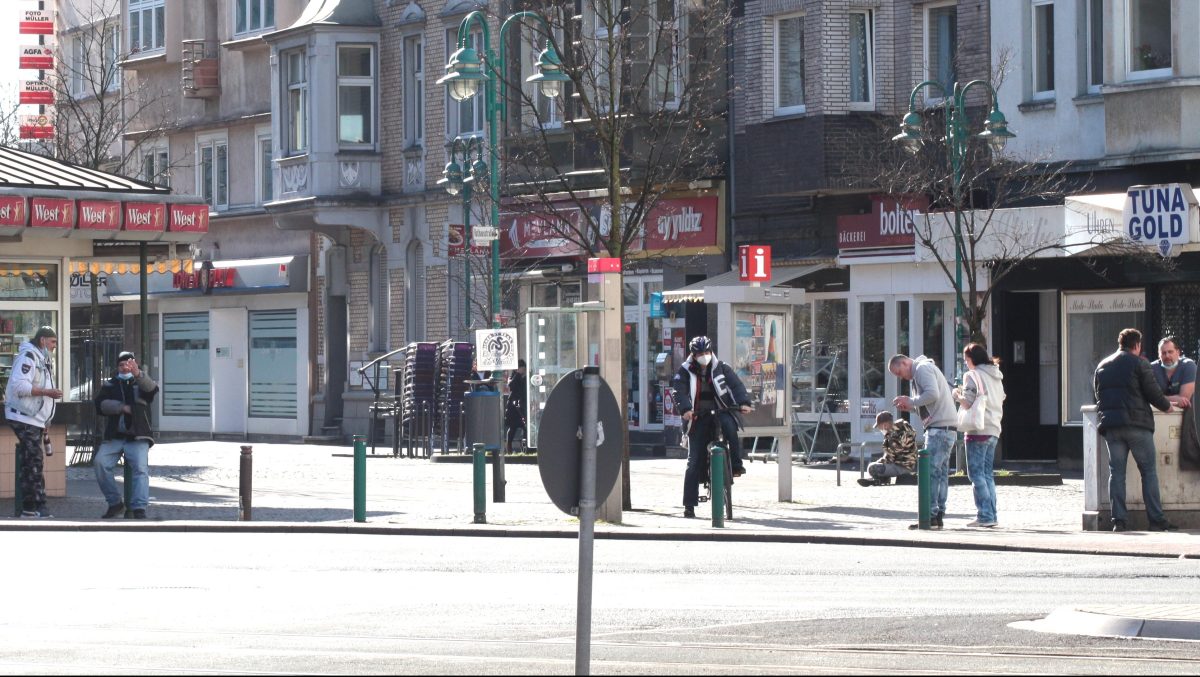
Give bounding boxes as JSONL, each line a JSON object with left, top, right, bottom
{"left": 1, "top": 532, "right": 1198, "bottom": 675}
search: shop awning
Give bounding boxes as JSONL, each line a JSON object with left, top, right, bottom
{"left": 662, "top": 262, "right": 830, "bottom": 304}
{"left": 0, "top": 145, "right": 210, "bottom": 243}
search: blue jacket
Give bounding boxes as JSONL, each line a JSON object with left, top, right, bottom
{"left": 1094, "top": 349, "right": 1171, "bottom": 433}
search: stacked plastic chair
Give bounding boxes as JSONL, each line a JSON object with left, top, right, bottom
{"left": 435, "top": 340, "right": 474, "bottom": 453}
{"left": 398, "top": 342, "right": 438, "bottom": 457}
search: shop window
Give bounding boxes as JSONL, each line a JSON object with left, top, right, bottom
{"left": 860, "top": 302, "right": 885, "bottom": 399}
{"left": 897, "top": 300, "right": 911, "bottom": 399}
{"left": 849, "top": 10, "right": 873, "bottom": 106}
{"left": 0, "top": 263, "right": 58, "bottom": 301}
{"left": 1062, "top": 290, "right": 1146, "bottom": 424}
{"left": 162, "top": 312, "right": 211, "bottom": 417}
{"left": 1127, "top": 0, "right": 1171, "bottom": 77}
{"left": 773, "top": 13, "right": 805, "bottom": 115}
{"left": 248, "top": 310, "right": 296, "bottom": 419}
{"left": 925, "top": 2, "right": 957, "bottom": 98}
{"left": 1032, "top": 0, "right": 1055, "bottom": 98}
{"left": 922, "top": 300, "right": 945, "bottom": 375}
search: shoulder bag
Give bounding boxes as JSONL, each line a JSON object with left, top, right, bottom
{"left": 956, "top": 371, "right": 988, "bottom": 433}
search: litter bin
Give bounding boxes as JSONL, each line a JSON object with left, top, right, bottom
{"left": 464, "top": 390, "right": 502, "bottom": 451}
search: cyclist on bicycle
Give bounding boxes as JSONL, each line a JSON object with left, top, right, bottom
{"left": 670, "top": 335, "right": 753, "bottom": 518}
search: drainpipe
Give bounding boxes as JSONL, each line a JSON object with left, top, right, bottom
{"left": 724, "top": 4, "right": 737, "bottom": 272}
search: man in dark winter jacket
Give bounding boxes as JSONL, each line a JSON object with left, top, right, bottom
{"left": 1093, "top": 328, "right": 1177, "bottom": 532}
{"left": 670, "top": 335, "right": 752, "bottom": 518}
{"left": 93, "top": 351, "right": 158, "bottom": 519}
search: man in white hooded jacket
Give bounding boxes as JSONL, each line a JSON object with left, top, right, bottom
{"left": 4, "top": 326, "right": 63, "bottom": 517}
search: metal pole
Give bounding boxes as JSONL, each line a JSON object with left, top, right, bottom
{"left": 13, "top": 438, "right": 21, "bottom": 517}
{"left": 239, "top": 445, "right": 253, "bottom": 520}
{"left": 492, "top": 440, "right": 506, "bottom": 502}
{"left": 472, "top": 442, "right": 486, "bottom": 523}
{"left": 139, "top": 242, "right": 149, "bottom": 371}
{"left": 486, "top": 42, "right": 501, "bottom": 329}
{"left": 917, "top": 447, "right": 930, "bottom": 530}
{"left": 463, "top": 179, "right": 472, "bottom": 329}
{"left": 576, "top": 366, "right": 600, "bottom": 675}
{"left": 353, "top": 434, "right": 366, "bottom": 522}
{"left": 710, "top": 442, "right": 726, "bottom": 528}
{"left": 949, "top": 90, "right": 966, "bottom": 385}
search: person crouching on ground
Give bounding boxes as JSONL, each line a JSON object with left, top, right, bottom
{"left": 94, "top": 351, "right": 158, "bottom": 519}
{"left": 953, "top": 343, "right": 1006, "bottom": 528}
{"left": 858, "top": 411, "right": 916, "bottom": 487}
{"left": 670, "top": 335, "right": 753, "bottom": 519}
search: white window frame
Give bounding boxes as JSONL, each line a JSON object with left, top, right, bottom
{"left": 1124, "top": 0, "right": 1172, "bottom": 81}
{"left": 233, "top": 0, "right": 275, "bottom": 37}
{"left": 1031, "top": 0, "right": 1055, "bottom": 100}
{"left": 283, "top": 48, "right": 308, "bottom": 155}
{"left": 197, "top": 131, "right": 230, "bottom": 211}
{"left": 848, "top": 9, "right": 874, "bottom": 109}
{"left": 255, "top": 126, "right": 272, "bottom": 205}
{"left": 103, "top": 22, "right": 121, "bottom": 91}
{"left": 773, "top": 12, "right": 806, "bottom": 116}
{"left": 70, "top": 35, "right": 85, "bottom": 98}
{"left": 140, "top": 142, "right": 170, "bottom": 187}
{"left": 1085, "top": 0, "right": 1103, "bottom": 93}
{"left": 403, "top": 34, "right": 424, "bottom": 146}
{"left": 128, "top": 0, "right": 165, "bottom": 55}
{"left": 336, "top": 44, "right": 376, "bottom": 147}
{"left": 923, "top": 1, "right": 957, "bottom": 103}
{"left": 653, "top": 0, "right": 686, "bottom": 110}
{"left": 593, "top": 12, "right": 622, "bottom": 114}
{"left": 446, "top": 28, "right": 485, "bottom": 138}
{"left": 524, "top": 26, "right": 565, "bottom": 128}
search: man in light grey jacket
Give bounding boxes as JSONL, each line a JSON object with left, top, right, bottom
{"left": 889, "top": 353, "right": 957, "bottom": 530}
{"left": 4, "top": 326, "right": 63, "bottom": 518}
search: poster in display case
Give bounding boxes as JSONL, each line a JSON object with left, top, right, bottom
{"left": 733, "top": 310, "right": 786, "bottom": 429}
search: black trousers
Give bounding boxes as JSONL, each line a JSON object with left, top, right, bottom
{"left": 682, "top": 411, "right": 743, "bottom": 507}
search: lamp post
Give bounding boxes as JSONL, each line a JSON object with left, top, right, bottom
{"left": 892, "top": 80, "right": 1014, "bottom": 381}
{"left": 439, "top": 135, "right": 487, "bottom": 329}
{"left": 438, "top": 10, "right": 570, "bottom": 328}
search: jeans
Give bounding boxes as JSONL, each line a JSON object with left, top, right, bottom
{"left": 95, "top": 438, "right": 151, "bottom": 510}
{"left": 923, "top": 428, "right": 956, "bottom": 518}
{"left": 965, "top": 435, "right": 998, "bottom": 523}
{"left": 682, "top": 411, "right": 743, "bottom": 507}
{"left": 1103, "top": 427, "right": 1166, "bottom": 525}
{"left": 867, "top": 461, "right": 912, "bottom": 480}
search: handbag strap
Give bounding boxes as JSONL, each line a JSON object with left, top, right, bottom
{"left": 967, "top": 370, "right": 987, "bottom": 398}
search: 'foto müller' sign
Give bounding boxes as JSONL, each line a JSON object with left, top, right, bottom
{"left": 738, "top": 245, "right": 771, "bottom": 282}
{"left": 19, "top": 10, "right": 54, "bottom": 35}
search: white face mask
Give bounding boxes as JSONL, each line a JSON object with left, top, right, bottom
{"left": 696, "top": 354, "right": 713, "bottom": 366}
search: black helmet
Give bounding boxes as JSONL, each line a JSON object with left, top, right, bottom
{"left": 688, "top": 335, "right": 713, "bottom": 354}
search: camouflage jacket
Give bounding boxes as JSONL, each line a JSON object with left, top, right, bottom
{"left": 882, "top": 419, "right": 918, "bottom": 471}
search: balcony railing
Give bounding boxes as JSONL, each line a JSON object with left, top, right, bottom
{"left": 182, "top": 39, "right": 219, "bottom": 98}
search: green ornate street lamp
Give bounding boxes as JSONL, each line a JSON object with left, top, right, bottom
{"left": 893, "top": 79, "right": 1014, "bottom": 381}
{"left": 438, "top": 10, "right": 571, "bottom": 328}
{"left": 439, "top": 135, "right": 486, "bottom": 328}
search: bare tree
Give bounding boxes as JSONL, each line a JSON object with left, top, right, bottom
{"left": 447, "top": 0, "right": 731, "bottom": 509}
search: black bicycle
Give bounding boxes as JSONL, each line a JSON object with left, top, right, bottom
{"left": 688, "top": 409, "right": 736, "bottom": 521}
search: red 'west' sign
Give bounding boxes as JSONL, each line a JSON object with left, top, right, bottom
{"left": 19, "top": 10, "right": 54, "bottom": 35}
{"left": 0, "top": 197, "right": 27, "bottom": 227}
{"left": 18, "top": 45, "right": 53, "bottom": 70}
{"left": 19, "top": 80, "right": 53, "bottom": 105}
{"left": 30, "top": 198, "right": 74, "bottom": 228}
{"left": 123, "top": 202, "right": 166, "bottom": 232}
{"left": 169, "top": 204, "right": 210, "bottom": 233}
{"left": 836, "top": 195, "right": 929, "bottom": 254}
{"left": 77, "top": 200, "right": 122, "bottom": 230}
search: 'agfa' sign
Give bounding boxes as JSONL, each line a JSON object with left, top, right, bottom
{"left": 1123, "top": 183, "right": 1198, "bottom": 256}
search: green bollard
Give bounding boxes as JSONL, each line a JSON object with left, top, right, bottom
{"left": 472, "top": 443, "right": 486, "bottom": 524}
{"left": 916, "top": 447, "right": 931, "bottom": 530}
{"left": 353, "top": 434, "right": 366, "bottom": 523}
{"left": 710, "top": 443, "right": 726, "bottom": 528}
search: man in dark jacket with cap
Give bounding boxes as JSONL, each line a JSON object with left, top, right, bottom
{"left": 93, "top": 351, "right": 158, "bottom": 519}
{"left": 1093, "top": 328, "right": 1177, "bottom": 532}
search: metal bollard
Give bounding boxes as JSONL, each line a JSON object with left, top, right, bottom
{"left": 710, "top": 443, "right": 726, "bottom": 528}
{"left": 353, "top": 434, "right": 366, "bottom": 523}
{"left": 916, "top": 447, "right": 930, "bottom": 530}
{"left": 835, "top": 441, "right": 852, "bottom": 486}
{"left": 13, "top": 442, "right": 22, "bottom": 517}
{"left": 239, "top": 445, "right": 253, "bottom": 521}
{"left": 492, "top": 444, "right": 506, "bottom": 503}
{"left": 472, "top": 442, "right": 486, "bottom": 524}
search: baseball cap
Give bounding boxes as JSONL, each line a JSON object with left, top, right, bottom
{"left": 873, "top": 411, "right": 894, "bottom": 430}
{"left": 117, "top": 351, "right": 136, "bottom": 363}
{"left": 33, "top": 326, "right": 57, "bottom": 341}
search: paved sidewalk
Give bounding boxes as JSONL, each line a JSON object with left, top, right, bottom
{"left": 2, "top": 440, "right": 1197, "bottom": 559}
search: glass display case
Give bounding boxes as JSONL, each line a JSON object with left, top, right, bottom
{"left": 732, "top": 310, "right": 787, "bottom": 429}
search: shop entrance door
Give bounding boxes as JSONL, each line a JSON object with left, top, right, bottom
{"left": 210, "top": 307, "right": 248, "bottom": 436}
{"left": 524, "top": 307, "right": 587, "bottom": 448}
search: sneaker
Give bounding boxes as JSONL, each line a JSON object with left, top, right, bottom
{"left": 1112, "top": 520, "right": 1127, "bottom": 532}
{"left": 101, "top": 503, "right": 125, "bottom": 519}
{"left": 1148, "top": 520, "right": 1178, "bottom": 532}
{"left": 857, "top": 478, "right": 875, "bottom": 487}
{"left": 683, "top": 507, "right": 696, "bottom": 518}
{"left": 131, "top": 509, "right": 147, "bottom": 520}
{"left": 931, "top": 515, "right": 943, "bottom": 530}
{"left": 732, "top": 467, "right": 746, "bottom": 478}
{"left": 20, "top": 509, "right": 52, "bottom": 518}
{"left": 966, "top": 520, "right": 998, "bottom": 528}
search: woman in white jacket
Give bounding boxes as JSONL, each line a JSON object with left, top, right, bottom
{"left": 953, "top": 342, "right": 1006, "bottom": 528}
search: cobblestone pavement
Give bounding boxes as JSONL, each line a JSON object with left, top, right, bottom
{"left": 0, "top": 440, "right": 1195, "bottom": 560}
